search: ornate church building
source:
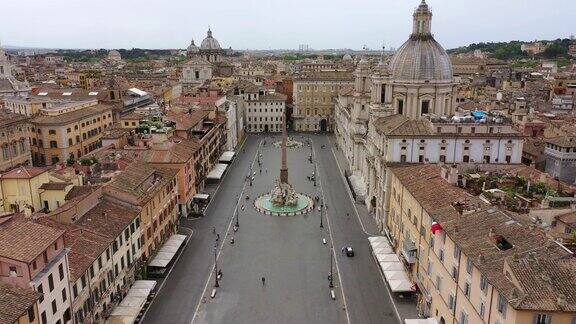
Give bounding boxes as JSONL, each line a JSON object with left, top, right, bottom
{"left": 334, "top": 0, "right": 523, "bottom": 231}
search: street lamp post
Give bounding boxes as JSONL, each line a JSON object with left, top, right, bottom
{"left": 329, "top": 245, "right": 334, "bottom": 288}
{"left": 314, "top": 163, "right": 317, "bottom": 187}
{"left": 320, "top": 202, "right": 324, "bottom": 228}
{"left": 235, "top": 195, "right": 240, "bottom": 229}
{"left": 235, "top": 207, "right": 240, "bottom": 229}
{"left": 214, "top": 246, "right": 219, "bottom": 287}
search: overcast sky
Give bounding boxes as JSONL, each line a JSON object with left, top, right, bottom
{"left": 1, "top": 0, "right": 574, "bottom": 50}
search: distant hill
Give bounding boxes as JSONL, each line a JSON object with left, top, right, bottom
{"left": 448, "top": 38, "right": 573, "bottom": 60}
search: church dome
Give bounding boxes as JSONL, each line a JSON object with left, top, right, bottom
{"left": 342, "top": 53, "right": 352, "bottom": 61}
{"left": 389, "top": 38, "right": 452, "bottom": 83}
{"left": 389, "top": 0, "right": 453, "bottom": 83}
{"left": 187, "top": 39, "right": 199, "bottom": 53}
{"left": 200, "top": 28, "right": 221, "bottom": 50}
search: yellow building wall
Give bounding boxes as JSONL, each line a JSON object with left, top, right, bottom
{"left": 39, "top": 185, "right": 73, "bottom": 212}
{"left": 14, "top": 304, "right": 39, "bottom": 324}
{"left": 1, "top": 172, "right": 49, "bottom": 213}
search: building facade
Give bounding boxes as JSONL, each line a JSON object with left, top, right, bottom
{"left": 293, "top": 70, "right": 353, "bottom": 132}
{"left": 385, "top": 164, "right": 576, "bottom": 324}
{"left": 30, "top": 100, "right": 113, "bottom": 165}
{"left": 0, "top": 110, "right": 32, "bottom": 172}
{"left": 245, "top": 90, "right": 286, "bottom": 133}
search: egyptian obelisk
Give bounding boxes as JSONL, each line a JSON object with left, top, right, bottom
{"left": 280, "top": 114, "right": 289, "bottom": 183}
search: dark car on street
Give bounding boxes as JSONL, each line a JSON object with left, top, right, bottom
{"left": 343, "top": 246, "right": 354, "bottom": 257}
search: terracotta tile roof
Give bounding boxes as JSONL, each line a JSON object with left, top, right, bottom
{"left": 65, "top": 185, "right": 100, "bottom": 201}
{"left": 39, "top": 182, "right": 71, "bottom": 190}
{"left": 38, "top": 219, "right": 109, "bottom": 282}
{"left": 338, "top": 85, "right": 355, "bottom": 96}
{"left": 165, "top": 110, "right": 209, "bottom": 131}
{"left": 388, "top": 164, "right": 476, "bottom": 213}
{"left": 256, "top": 93, "right": 287, "bottom": 101}
{"left": 0, "top": 166, "right": 48, "bottom": 179}
{"left": 545, "top": 136, "right": 576, "bottom": 148}
{"left": 507, "top": 256, "right": 576, "bottom": 311}
{"left": 0, "top": 109, "right": 30, "bottom": 129}
{"left": 31, "top": 103, "right": 112, "bottom": 125}
{"left": 38, "top": 200, "right": 138, "bottom": 281}
{"left": 0, "top": 281, "right": 41, "bottom": 324}
{"left": 75, "top": 200, "right": 138, "bottom": 240}
{"left": 31, "top": 88, "right": 109, "bottom": 101}
{"left": 556, "top": 212, "right": 576, "bottom": 227}
{"left": 293, "top": 70, "right": 354, "bottom": 81}
{"left": 374, "top": 114, "right": 434, "bottom": 136}
{"left": 0, "top": 214, "right": 64, "bottom": 263}
{"left": 106, "top": 163, "right": 177, "bottom": 206}
{"left": 146, "top": 138, "right": 200, "bottom": 164}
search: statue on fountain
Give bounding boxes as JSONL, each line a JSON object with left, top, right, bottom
{"left": 270, "top": 180, "right": 299, "bottom": 207}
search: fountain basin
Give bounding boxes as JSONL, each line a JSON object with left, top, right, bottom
{"left": 254, "top": 193, "right": 313, "bottom": 216}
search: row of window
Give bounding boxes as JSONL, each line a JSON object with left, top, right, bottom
{"left": 1, "top": 140, "right": 26, "bottom": 160}
{"left": 247, "top": 107, "right": 283, "bottom": 113}
{"left": 248, "top": 117, "right": 282, "bottom": 122}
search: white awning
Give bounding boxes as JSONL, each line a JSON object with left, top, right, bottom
{"left": 405, "top": 318, "right": 438, "bottom": 324}
{"left": 148, "top": 234, "right": 187, "bottom": 268}
{"left": 377, "top": 253, "right": 401, "bottom": 263}
{"left": 219, "top": 151, "right": 235, "bottom": 163}
{"left": 193, "top": 193, "right": 210, "bottom": 200}
{"left": 206, "top": 163, "right": 228, "bottom": 180}
{"left": 384, "top": 271, "right": 409, "bottom": 280}
{"left": 379, "top": 261, "right": 405, "bottom": 271}
{"left": 107, "top": 280, "right": 156, "bottom": 324}
{"left": 389, "top": 279, "right": 414, "bottom": 292}
{"left": 370, "top": 236, "right": 414, "bottom": 293}
{"left": 127, "top": 88, "right": 148, "bottom": 97}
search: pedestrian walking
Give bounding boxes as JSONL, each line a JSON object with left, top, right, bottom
{"left": 212, "top": 226, "right": 216, "bottom": 234}
{"left": 230, "top": 237, "right": 235, "bottom": 244}
{"left": 216, "top": 233, "right": 220, "bottom": 241}
{"left": 259, "top": 169, "right": 262, "bottom": 174}
{"left": 241, "top": 205, "right": 245, "bottom": 211}
{"left": 261, "top": 277, "right": 266, "bottom": 286}
{"left": 265, "top": 169, "right": 268, "bottom": 173}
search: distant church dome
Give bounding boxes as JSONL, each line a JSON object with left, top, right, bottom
{"left": 107, "top": 50, "right": 122, "bottom": 62}
{"left": 200, "top": 28, "right": 221, "bottom": 50}
{"left": 187, "top": 39, "right": 199, "bottom": 53}
{"left": 389, "top": 0, "right": 453, "bottom": 83}
{"left": 342, "top": 53, "right": 352, "bottom": 61}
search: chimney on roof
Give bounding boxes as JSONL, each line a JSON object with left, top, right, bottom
{"left": 557, "top": 294, "right": 568, "bottom": 309}
{"left": 441, "top": 164, "right": 459, "bottom": 185}
{"left": 488, "top": 227, "right": 496, "bottom": 239}
{"left": 477, "top": 252, "right": 485, "bottom": 264}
